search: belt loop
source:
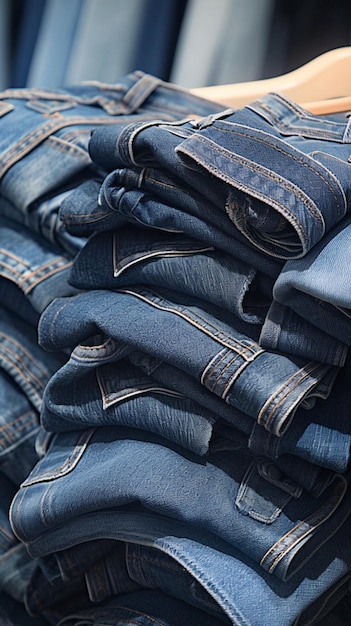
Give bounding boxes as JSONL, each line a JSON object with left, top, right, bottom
{"left": 122, "top": 74, "right": 162, "bottom": 113}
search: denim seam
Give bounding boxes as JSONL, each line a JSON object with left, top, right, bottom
{"left": 45, "top": 134, "right": 90, "bottom": 160}
{"left": 117, "top": 288, "right": 260, "bottom": 355}
{"left": 122, "top": 74, "right": 162, "bottom": 111}
{"left": 249, "top": 94, "right": 349, "bottom": 138}
{"left": 17, "top": 259, "right": 73, "bottom": 295}
{"left": 0, "top": 410, "right": 38, "bottom": 449}
{"left": 260, "top": 476, "right": 347, "bottom": 575}
{"left": 159, "top": 545, "right": 249, "bottom": 626}
{"left": 0, "top": 332, "right": 52, "bottom": 381}
{"left": 236, "top": 460, "right": 287, "bottom": 523}
{"left": 201, "top": 348, "right": 263, "bottom": 398}
{"left": 0, "top": 116, "right": 131, "bottom": 179}
{"left": 112, "top": 235, "right": 214, "bottom": 277}
{"left": 198, "top": 126, "right": 345, "bottom": 222}
{"left": 0, "top": 348, "right": 45, "bottom": 408}
{"left": 97, "top": 371, "right": 185, "bottom": 410}
{"left": 258, "top": 361, "right": 327, "bottom": 435}
{"left": 21, "top": 429, "right": 96, "bottom": 485}
{"left": 127, "top": 552, "right": 222, "bottom": 613}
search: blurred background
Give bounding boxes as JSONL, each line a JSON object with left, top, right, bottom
{"left": 2, "top": 0, "right": 351, "bottom": 91}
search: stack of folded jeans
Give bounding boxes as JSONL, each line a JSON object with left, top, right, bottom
{"left": 0, "top": 78, "right": 351, "bottom": 625}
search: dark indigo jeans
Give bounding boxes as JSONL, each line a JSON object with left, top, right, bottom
{"left": 0, "top": 72, "right": 223, "bottom": 254}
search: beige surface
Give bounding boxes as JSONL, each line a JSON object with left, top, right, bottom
{"left": 192, "top": 46, "right": 351, "bottom": 114}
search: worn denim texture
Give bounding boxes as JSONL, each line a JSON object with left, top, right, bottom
{"left": 60, "top": 165, "right": 282, "bottom": 279}
{"left": 39, "top": 342, "right": 340, "bottom": 496}
{"left": 0, "top": 214, "right": 77, "bottom": 316}
{"left": 128, "top": 349, "right": 351, "bottom": 474}
{"left": 265, "top": 215, "right": 351, "bottom": 349}
{"left": 69, "top": 224, "right": 272, "bottom": 323}
{"left": 9, "top": 425, "right": 351, "bottom": 584}
{"left": 0, "top": 72, "right": 222, "bottom": 254}
{"left": 37, "top": 285, "right": 337, "bottom": 438}
{"left": 56, "top": 589, "right": 229, "bottom": 626}
{"left": 9, "top": 506, "right": 351, "bottom": 626}
{"left": 80, "top": 97, "right": 351, "bottom": 364}
{"left": 2, "top": 80, "right": 351, "bottom": 626}
{"left": 175, "top": 94, "right": 351, "bottom": 259}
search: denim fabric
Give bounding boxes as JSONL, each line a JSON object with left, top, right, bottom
{"left": 0, "top": 592, "right": 49, "bottom": 626}
{"left": 0, "top": 305, "right": 66, "bottom": 414}
{"left": 260, "top": 299, "right": 348, "bottom": 367}
{"left": 0, "top": 369, "right": 39, "bottom": 485}
{"left": 127, "top": 349, "right": 255, "bottom": 434}
{"left": 69, "top": 225, "right": 272, "bottom": 323}
{"left": 60, "top": 165, "right": 283, "bottom": 279}
{"left": 56, "top": 589, "right": 228, "bottom": 626}
{"left": 25, "top": 542, "right": 141, "bottom": 620}
{"left": 125, "top": 543, "right": 351, "bottom": 626}
{"left": 88, "top": 95, "right": 351, "bottom": 260}
{"left": 250, "top": 351, "right": 351, "bottom": 473}
{"left": 175, "top": 94, "right": 351, "bottom": 260}
{"left": 11, "top": 507, "right": 351, "bottom": 626}
{"left": 25, "top": 560, "right": 98, "bottom": 624}
{"left": 0, "top": 215, "right": 77, "bottom": 315}
{"left": 0, "top": 300, "right": 66, "bottom": 483}
{"left": 41, "top": 350, "right": 217, "bottom": 457}
{"left": 31, "top": 540, "right": 226, "bottom": 622}
{"left": 268, "top": 215, "right": 351, "bottom": 348}
{"left": 0, "top": 72, "right": 222, "bottom": 253}
{"left": 38, "top": 286, "right": 336, "bottom": 437}
{"left": 40, "top": 344, "right": 336, "bottom": 496}
{"left": 0, "top": 473, "right": 38, "bottom": 606}
{"left": 127, "top": 349, "right": 349, "bottom": 478}
{"left": 9, "top": 425, "right": 351, "bottom": 583}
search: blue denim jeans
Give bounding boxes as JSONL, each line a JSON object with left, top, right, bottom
{"left": 9, "top": 424, "right": 351, "bottom": 585}
{"left": 0, "top": 473, "right": 39, "bottom": 609}
{"left": 128, "top": 348, "right": 351, "bottom": 475}
{"left": 0, "top": 302, "right": 66, "bottom": 484}
{"left": 0, "top": 304, "right": 65, "bottom": 412}
{"left": 40, "top": 343, "right": 338, "bottom": 497}
{"left": 87, "top": 97, "right": 351, "bottom": 261}
{"left": 0, "top": 368, "right": 39, "bottom": 485}
{"left": 60, "top": 165, "right": 282, "bottom": 280}
{"left": 263, "top": 214, "right": 351, "bottom": 351}
{"left": 73, "top": 98, "right": 350, "bottom": 364}
{"left": 41, "top": 349, "right": 218, "bottom": 457}
{"left": 174, "top": 94, "right": 351, "bottom": 260}
{"left": 0, "top": 214, "right": 78, "bottom": 318}
{"left": 26, "top": 541, "right": 227, "bottom": 624}
{"left": 10, "top": 506, "right": 351, "bottom": 626}
{"left": 69, "top": 224, "right": 273, "bottom": 324}
{"left": 56, "top": 590, "right": 229, "bottom": 626}
{"left": 0, "top": 73, "right": 223, "bottom": 254}
{"left": 38, "top": 286, "right": 336, "bottom": 438}
{"left": 259, "top": 299, "right": 348, "bottom": 367}
{"left": 250, "top": 351, "right": 351, "bottom": 474}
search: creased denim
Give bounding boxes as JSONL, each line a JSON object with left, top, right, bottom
{"left": 266, "top": 215, "right": 351, "bottom": 348}
{"left": 69, "top": 224, "right": 272, "bottom": 323}
{"left": 10, "top": 507, "right": 351, "bottom": 626}
{"left": 38, "top": 286, "right": 336, "bottom": 437}
{"left": 0, "top": 473, "right": 38, "bottom": 607}
{"left": 60, "top": 165, "right": 282, "bottom": 279}
{"left": 41, "top": 350, "right": 217, "bottom": 457}
{"left": 175, "top": 94, "right": 351, "bottom": 260}
{"left": 0, "top": 72, "right": 223, "bottom": 253}
{"left": 56, "top": 589, "right": 228, "bottom": 626}
{"left": 9, "top": 425, "right": 351, "bottom": 583}
{"left": 0, "top": 215, "right": 77, "bottom": 316}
